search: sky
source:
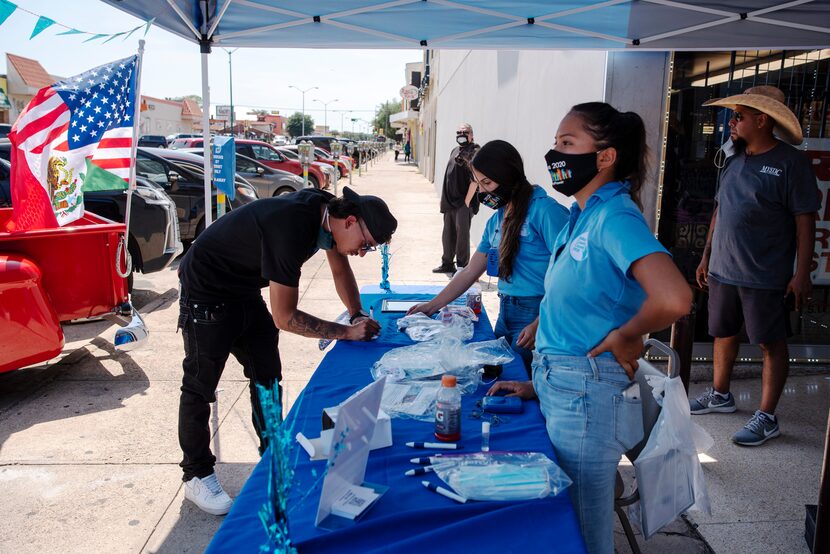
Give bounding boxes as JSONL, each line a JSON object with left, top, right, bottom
{"left": 0, "top": 0, "right": 421, "bottom": 133}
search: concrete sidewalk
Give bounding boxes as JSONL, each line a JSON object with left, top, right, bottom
{"left": 0, "top": 154, "right": 826, "bottom": 553}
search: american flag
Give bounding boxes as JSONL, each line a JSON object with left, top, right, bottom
{"left": 7, "top": 55, "right": 138, "bottom": 231}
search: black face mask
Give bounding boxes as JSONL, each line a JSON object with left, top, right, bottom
{"left": 477, "top": 184, "right": 511, "bottom": 209}
{"left": 456, "top": 134, "right": 470, "bottom": 146}
{"left": 544, "top": 149, "right": 600, "bottom": 197}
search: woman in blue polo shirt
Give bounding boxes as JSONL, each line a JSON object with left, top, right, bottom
{"left": 409, "top": 140, "right": 568, "bottom": 374}
{"left": 488, "top": 103, "right": 692, "bottom": 554}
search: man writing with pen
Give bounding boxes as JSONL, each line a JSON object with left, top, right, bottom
{"left": 176, "top": 186, "right": 397, "bottom": 516}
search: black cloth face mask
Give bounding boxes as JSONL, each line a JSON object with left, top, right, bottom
{"left": 477, "top": 184, "right": 511, "bottom": 209}
{"left": 544, "top": 149, "right": 600, "bottom": 197}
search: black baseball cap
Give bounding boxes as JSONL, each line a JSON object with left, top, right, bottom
{"left": 342, "top": 186, "right": 397, "bottom": 244}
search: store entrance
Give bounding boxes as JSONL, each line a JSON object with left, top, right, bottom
{"left": 660, "top": 49, "right": 830, "bottom": 362}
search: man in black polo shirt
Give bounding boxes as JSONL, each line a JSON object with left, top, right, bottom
{"left": 177, "top": 186, "right": 397, "bottom": 515}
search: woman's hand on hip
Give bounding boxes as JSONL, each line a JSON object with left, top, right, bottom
{"left": 588, "top": 329, "right": 643, "bottom": 379}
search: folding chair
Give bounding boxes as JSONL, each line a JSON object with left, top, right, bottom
{"left": 614, "top": 339, "right": 680, "bottom": 553}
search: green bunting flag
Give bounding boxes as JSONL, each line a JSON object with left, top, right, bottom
{"left": 29, "top": 15, "right": 54, "bottom": 39}
{"left": 57, "top": 28, "right": 84, "bottom": 36}
{"left": 83, "top": 159, "right": 129, "bottom": 193}
{"left": 83, "top": 33, "right": 108, "bottom": 43}
{"left": 0, "top": 0, "right": 16, "bottom": 27}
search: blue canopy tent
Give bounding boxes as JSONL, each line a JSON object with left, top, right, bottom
{"left": 101, "top": 2, "right": 830, "bottom": 551}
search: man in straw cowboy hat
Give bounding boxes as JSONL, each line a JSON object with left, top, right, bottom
{"left": 691, "top": 85, "right": 819, "bottom": 446}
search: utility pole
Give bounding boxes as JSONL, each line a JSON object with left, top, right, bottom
{"left": 313, "top": 98, "right": 338, "bottom": 135}
{"left": 289, "top": 85, "right": 318, "bottom": 136}
{"left": 222, "top": 48, "right": 238, "bottom": 136}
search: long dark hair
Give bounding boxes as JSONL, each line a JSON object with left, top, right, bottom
{"left": 471, "top": 140, "right": 533, "bottom": 282}
{"left": 570, "top": 102, "right": 648, "bottom": 209}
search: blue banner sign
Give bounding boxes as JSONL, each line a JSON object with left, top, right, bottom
{"left": 212, "top": 136, "right": 236, "bottom": 200}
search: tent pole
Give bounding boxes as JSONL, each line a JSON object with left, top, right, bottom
{"left": 201, "top": 45, "right": 212, "bottom": 228}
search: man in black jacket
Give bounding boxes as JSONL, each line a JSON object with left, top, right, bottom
{"left": 434, "top": 123, "right": 479, "bottom": 273}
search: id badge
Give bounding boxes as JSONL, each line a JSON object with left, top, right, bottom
{"left": 486, "top": 247, "right": 499, "bottom": 277}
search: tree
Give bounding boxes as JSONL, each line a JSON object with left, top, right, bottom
{"left": 166, "top": 94, "right": 202, "bottom": 106}
{"left": 287, "top": 112, "right": 315, "bottom": 137}
{"left": 372, "top": 99, "right": 402, "bottom": 139}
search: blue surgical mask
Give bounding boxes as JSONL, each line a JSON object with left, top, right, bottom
{"left": 317, "top": 207, "right": 335, "bottom": 250}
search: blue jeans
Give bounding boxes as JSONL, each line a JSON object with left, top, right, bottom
{"left": 494, "top": 294, "right": 542, "bottom": 377}
{"left": 532, "top": 353, "right": 643, "bottom": 554}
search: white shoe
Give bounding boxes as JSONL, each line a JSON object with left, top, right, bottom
{"left": 184, "top": 473, "right": 233, "bottom": 515}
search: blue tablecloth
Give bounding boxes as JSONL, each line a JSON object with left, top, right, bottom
{"left": 207, "top": 286, "right": 587, "bottom": 553}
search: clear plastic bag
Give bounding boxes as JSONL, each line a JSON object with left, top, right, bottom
{"left": 370, "top": 337, "right": 515, "bottom": 398}
{"left": 431, "top": 452, "right": 572, "bottom": 501}
{"left": 633, "top": 376, "right": 712, "bottom": 538}
{"left": 379, "top": 381, "right": 442, "bottom": 421}
{"left": 396, "top": 312, "right": 474, "bottom": 342}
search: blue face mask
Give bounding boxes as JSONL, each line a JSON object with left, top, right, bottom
{"left": 317, "top": 208, "right": 335, "bottom": 250}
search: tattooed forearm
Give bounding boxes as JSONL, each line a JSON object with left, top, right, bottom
{"left": 283, "top": 310, "right": 348, "bottom": 339}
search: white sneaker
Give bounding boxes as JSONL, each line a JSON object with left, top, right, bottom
{"left": 184, "top": 473, "right": 233, "bottom": 515}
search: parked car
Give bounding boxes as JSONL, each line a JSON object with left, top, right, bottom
{"left": 0, "top": 124, "right": 11, "bottom": 139}
{"left": 272, "top": 135, "right": 288, "bottom": 146}
{"left": 169, "top": 137, "right": 330, "bottom": 190}
{"left": 280, "top": 144, "right": 350, "bottom": 180}
{"left": 166, "top": 132, "right": 200, "bottom": 145}
{"left": 136, "top": 147, "right": 258, "bottom": 241}
{"left": 292, "top": 135, "right": 339, "bottom": 153}
{"left": 0, "top": 153, "right": 181, "bottom": 287}
{"left": 138, "top": 135, "right": 168, "bottom": 148}
{"left": 274, "top": 146, "right": 337, "bottom": 186}
{"left": 182, "top": 148, "right": 309, "bottom": 198}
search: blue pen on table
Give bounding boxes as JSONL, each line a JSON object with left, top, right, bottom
{"left": 406, "top": 441, "right": 461, "bottom": 450}
{"left": 421, "top": 481, "right": 467, "bottom": 504}
{"left": 405, "top": 466, "right": 435, "bottom": 476}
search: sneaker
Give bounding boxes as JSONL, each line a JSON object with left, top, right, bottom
{"left": 432, "top": 264, "right": 456, "bottom": 274}
{"left": 689, "top": 388, "right": 737, "bottom": 414}
{"left": 732, "top": 410, "right": 780, "bottom": 446}
{"left": 184, "top": 473, "right": 233, "bottom": 515}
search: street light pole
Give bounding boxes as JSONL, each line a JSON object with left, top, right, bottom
{"left": 288, "top": 85, "right": 318, "bottom": 136}
{"left": 222, "top": 48, "right": 239, "bottom": 136}
{"left": 313, "top": 98, "right": 338, "bottom": 135}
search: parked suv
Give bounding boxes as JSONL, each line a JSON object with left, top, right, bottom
{"left": 166, "top": 133, "right": 200, "bottom": 145}
{"left": 138, "top": 135, "right": 168, "bottom": 148}
{"left": 0, "top": 152, "right": 181, "bottom": 287}
{"left": 293, "top": 135, "right": 339, "bottom": 153}
{"left": 136, "top": 147, "right": 258, "bottom": 241}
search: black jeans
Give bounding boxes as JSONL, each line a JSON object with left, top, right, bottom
{"left": 441, "top": 205, "right": 473, "bottom": 268}
{"left": 177, "top": 292, "right": 281, "bottom": 481}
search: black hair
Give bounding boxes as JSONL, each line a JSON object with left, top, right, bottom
{"left": 327, "top": 197, "right": 361, "bottom": 219}
{"left": 570, "top": 102, "right": 648, "bottom": 209}
{"left": 471, "top": 140, "right": 533, "bottom": 282}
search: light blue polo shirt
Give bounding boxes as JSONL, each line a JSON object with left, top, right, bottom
{"left": 477, "top": 185, "right": 568, "bottom": 297}
{"left": 535, "top": 181, "right": 669, "bottom": 357}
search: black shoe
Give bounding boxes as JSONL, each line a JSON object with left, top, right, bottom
{"left": 432, "top": 264, "right": 456, "bottom": 273}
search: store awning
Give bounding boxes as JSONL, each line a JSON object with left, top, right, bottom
{"left": 390, "top": 110, "right": 418, "bottom": 127}
{"left": 102, "top": 1, "right": 830, "bottom": 51}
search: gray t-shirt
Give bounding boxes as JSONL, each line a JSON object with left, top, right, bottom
{"left": 710, "top": 141, "right": 819, "bottom": 290}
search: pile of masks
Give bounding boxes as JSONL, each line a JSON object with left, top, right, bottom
{"left": 431, "top": 452, "right": 572, "bottom": 501}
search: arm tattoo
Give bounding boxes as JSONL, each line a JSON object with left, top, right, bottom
{"left": 284, "top": 310, "right": 348, "bottom": 339}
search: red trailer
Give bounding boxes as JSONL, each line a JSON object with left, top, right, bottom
{"left": 0, "top": 208, "right": 129, "bottom": 373}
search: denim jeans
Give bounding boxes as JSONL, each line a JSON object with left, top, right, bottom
{"left": 532, "top": 353, "right": 643, "bottom": 554}
{"left": 177, "top": 291, "right": 281, "bottom": 481}
{"left": 494, "top": 294, "right": 542, "bottom": 377}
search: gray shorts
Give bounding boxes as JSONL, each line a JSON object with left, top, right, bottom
{"left": 707, "top": 277, "right": 791, "bottom": 345}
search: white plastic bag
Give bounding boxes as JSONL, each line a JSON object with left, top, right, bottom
{"left": 633, "top": 376, "right": 712, "bottom": 538}
{"left": 396, "top": 311, "right": 474, "bottom": 342}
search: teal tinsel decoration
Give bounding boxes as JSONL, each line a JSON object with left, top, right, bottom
{"left": 379, "top": 244, "right": 392, "bottom": 293}
{"left": 255, "top": 383, "right": 297, "bottom": 554}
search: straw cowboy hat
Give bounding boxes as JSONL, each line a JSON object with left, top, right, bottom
{"left": 703, "top": 85, "right": 803, "bottom": 145}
